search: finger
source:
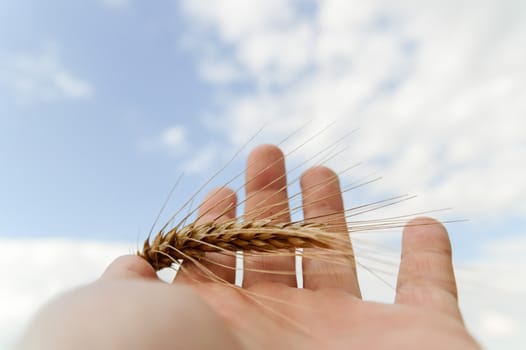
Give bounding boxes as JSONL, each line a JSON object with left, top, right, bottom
{"left": 243, "top": 144, "right": 296, "bottom": 287}
{"left": 175, "top": 187, "right": 238, "bottom": 284}
{"left": 101, "top": 255, "right": 157, "bottom": 280}
{"left": 395, "top": 217, "right": 462, "bottom": 320}
{"left": 301, "top": 166, "right": 361, "bottom": 296}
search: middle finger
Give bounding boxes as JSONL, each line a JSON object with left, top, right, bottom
{"left": 242, "top": 145, "right": 296, "bottom": 287}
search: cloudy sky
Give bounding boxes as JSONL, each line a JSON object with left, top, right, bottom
{"left": 1, "top": 0, "right": 525, "bottom": 349}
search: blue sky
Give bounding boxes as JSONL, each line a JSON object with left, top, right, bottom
{"left": 1, "top": 0, "right": 523, "bottom": 245}
{"left": 0, "top": 0, "right": 220, "bottom": 240}
{"left": 1, "top": 1, "right": 525, "bottom": 349}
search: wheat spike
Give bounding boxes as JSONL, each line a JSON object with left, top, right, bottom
{"left": 138, "top": 219, "right": 348, "bottom": 271}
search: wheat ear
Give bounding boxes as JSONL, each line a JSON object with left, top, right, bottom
{"left": 138, "top": 219, "right": 351, "bottom": 271}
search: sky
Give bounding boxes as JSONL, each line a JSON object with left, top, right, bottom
{"left": 1, "top": 0, "right": 525, "bottom": 349}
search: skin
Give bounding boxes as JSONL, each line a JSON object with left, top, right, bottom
{"left": 16, "top": 145, "right": 481, "bottom": 350}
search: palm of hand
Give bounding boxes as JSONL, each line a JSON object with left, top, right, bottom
{"left": 189, "top": 281, "right": 477, "bottom": 350}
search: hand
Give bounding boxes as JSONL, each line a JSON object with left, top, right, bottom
{"left": 17, "top": 145, "right": 480, "bottom": 350}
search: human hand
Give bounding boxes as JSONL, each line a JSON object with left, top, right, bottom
{"left": 17, "top": 145, "right": 481, "bottom": 350}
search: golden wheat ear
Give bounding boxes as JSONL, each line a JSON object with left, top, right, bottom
{"left": 138, "top": 219, "right": 355, "bottom": 270}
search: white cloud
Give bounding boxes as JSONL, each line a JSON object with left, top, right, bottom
{"left": 139, "top": 124, "right": 189, "bottom": 156}
{"left": 161, "top": 125, "right": 188, "bottom": 151}
{"left": 466, "top": 233, "right": 526, "bottom": 294}
{"left": 479, "top": 311, "right": 518, "bottom": 338}
{"left": 178, "top": 0, "right": 526, "bottom": 220}
{"left": 456, "top": 234, "right": 526, "bottom": 349}
{"left": 0, "top": 45, "right": 94, "bottom": 104}
{"left": 140, "top": 124, "right": 220, "bottom": 174}
{"left": 197, "top": 59, "right": 242, "bottom": 84}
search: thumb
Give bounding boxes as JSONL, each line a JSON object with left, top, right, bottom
{"left": 100, "top": 255, "right": 157, "bottom": 280}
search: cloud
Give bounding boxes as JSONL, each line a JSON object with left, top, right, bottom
{"left": 139, "top": 124, "right": 188, "bottom": 155}
{"left": 178, "top": 0, "right": 526, "bottom": 220}
{"left": 0, "top": 44, "right": 94, "bottom": 104}
{"left": 479, "top": 311, "right": 518, "bottom": 338}
{"left": 197, "top": 59, "right": 242, "bottom": 84}
{"left": 140, "top": 124, "right": 220, "bottom": 174}
{"left": 456, "top": 233, "right": 526, "bottom": 349}
{"left": 161, "top": 125, "right": 188, "bottom": 151}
